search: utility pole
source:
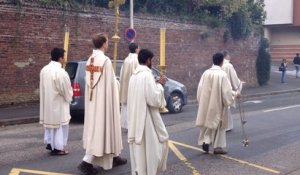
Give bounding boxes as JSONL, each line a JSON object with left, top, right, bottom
{"left": 130, "top": 0, "right": 134, "bottom": 28}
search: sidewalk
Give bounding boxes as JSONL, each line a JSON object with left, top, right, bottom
{"left": 0, "top": 62, "right": 299, "bottom": 126}
{"left": 243, "top": 63, "right": 300, "bottom": 98}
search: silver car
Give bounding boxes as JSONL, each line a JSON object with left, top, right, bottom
{"left": 65, "top": 60, "right": 188, "bottom": 117}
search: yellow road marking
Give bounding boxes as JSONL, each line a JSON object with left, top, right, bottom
{"left": 9, "top": 168, "right": 71, "bottom": 175}
{"left": 168, "top": 141, "right": 201, "bottom": 175}
{"left": 170, "top": 140, "right": 280, "bottom": 174}
{"left": 9, "top": 168, "right": 19, "bottom": 175}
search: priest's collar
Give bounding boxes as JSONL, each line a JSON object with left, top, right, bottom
{"left": 211, "top": 65, "right": 222, "bottom": 70}
{"left": 224, "top": 59, "right": 230, "bottom": 63}
{"left": 50, "top": 60, "right": 62, "bottom": 68}
{"left": 92, "top": 49, "right": 105, "bottom": 55}
{"left": 129, "top": 53, "right": 137, "bottom": 56}
{"left": 134, "top": 65, "right": 151, "bottom": 74}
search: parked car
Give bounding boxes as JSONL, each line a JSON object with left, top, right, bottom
{"left": 65, "top": 59, "right": 188, "bottom": 117}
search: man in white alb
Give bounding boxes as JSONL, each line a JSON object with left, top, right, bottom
{"left": 78, "top": 33, "right": 126, "bottom": 175}
{"left": 40, "top": 47, "right": 73, "bottom": 156}
{"left": 119, "top": 42, "right": 140, "bottom": 130}
{"left": 127, "top": 49, "right": 169, "bottom": 175}
{"left": 222, "top": 50, "right": 243, "bottom": 131}
{"left": 196, "top": 52, "right": 239, "bottom": 154}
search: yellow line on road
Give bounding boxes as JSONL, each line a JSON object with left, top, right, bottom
{"left": 170, "top": 140, "right": 280, "bottom": 174}
{"left": 9, "top": 168, "right": 19, "bottom": 175}
{"left": 168, "top": 141, "right": 201, "bottom": 175}
{"left": 9, "top": 168, "right": 71, "bottom": 175}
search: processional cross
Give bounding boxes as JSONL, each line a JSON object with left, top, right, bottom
{"left": 86, "top": 57, "right": 103, "bottom": 101}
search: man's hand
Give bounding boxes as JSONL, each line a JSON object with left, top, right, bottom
{"left": 157, "top": 75, "right": 167, "bottom": 85}
{"left": 236, "top": 91, "right": 241, "bottom": 99}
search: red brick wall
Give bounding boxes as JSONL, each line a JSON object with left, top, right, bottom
{"left": 0, "top": 3, "right": 259, "bottom": 105}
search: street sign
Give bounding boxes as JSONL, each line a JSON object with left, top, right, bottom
{"left": 125, "top": 28, "right": 136, "bottom": 42}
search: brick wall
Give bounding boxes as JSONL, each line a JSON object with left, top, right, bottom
{"left": 0, "top": 3, "right": 259, "bottom": 105}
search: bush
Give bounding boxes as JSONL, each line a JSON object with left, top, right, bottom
{"left": 228, "top": 5, "right": 252, "bottom": 40}
{"left": 256, "top": 38, "right": 271, "bottom": 86}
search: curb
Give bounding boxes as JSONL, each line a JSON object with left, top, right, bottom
{"left": 242, "top": 88, "right": 300, "bottom": 99}
{"left": 0, "top": 116, "right": 38, "bottom": 127}
{"left": 187, "top": 88, "right": 300, "bottom": 105}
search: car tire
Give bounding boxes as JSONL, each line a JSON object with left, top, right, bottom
{"left": 167, "top": 92, "right": 183, "bottom": 113}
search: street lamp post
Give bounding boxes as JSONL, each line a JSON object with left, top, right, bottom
{"left": 110, "top": 0, "right": 125, "bottom": 71}
{"left": 130, "top": 0, "right": 134, "bottom": 28}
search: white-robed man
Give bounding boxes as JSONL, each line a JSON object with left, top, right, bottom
{"left": 196, "top": 52, "right": 239, "bottom": 154}
{"left": 119, "top": 42, "right": 140, "bottom": 130}
{"left": 127, "top": 49, "right": 169, "bottom": 175}
{"left": 39, "top": 47, "right": 73, "bottom": 156}
{"left": 78, "top": 33, "right": 127, "bottom": 175}
{"left": 222, "top": 50, "right": 242, "bottom": 131}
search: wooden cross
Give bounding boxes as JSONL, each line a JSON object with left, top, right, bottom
{"left": 86, "top": 57, "right": 103, "bottom": 101}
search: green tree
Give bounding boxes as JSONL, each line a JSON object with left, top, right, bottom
{"left": 10, "top": 0, "right": 266, "bottom": 41}
{"left": 228, "top": 5, "right": 252, "bottom": 40}
{"left": 256, "top": 38, "right": 271, "bottom": 86}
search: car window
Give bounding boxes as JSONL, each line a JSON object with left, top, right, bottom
{"left": 152, "top": 68, "right": 160, "bottom": 77}
{"left": 65, "top": 63, "right": 78, "bottom": 80}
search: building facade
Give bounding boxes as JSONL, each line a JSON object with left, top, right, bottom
{"left": 264, "top": 0, "right": 300, "bottom": 61}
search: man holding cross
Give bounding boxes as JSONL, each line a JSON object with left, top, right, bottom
{"left": 78, "top": 33, "right": 126, "bottom": 175}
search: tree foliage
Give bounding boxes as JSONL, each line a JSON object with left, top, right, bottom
{"left": 256, "top": 38, "right": 271, "bottom": 86}
{"left": 9, "top": 0, "right": 266, "bottom": 40}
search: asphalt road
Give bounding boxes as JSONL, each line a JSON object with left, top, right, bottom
{"left": 1, "top": 92, "right": 300, "bottom": 175}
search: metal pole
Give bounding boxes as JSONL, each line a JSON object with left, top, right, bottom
{"left": 160, "top": 28, "right": 166, "bottom": 73}
{"left": 112, "top": 3, "right": 120, "bottom": 72}
{"left": 63, "top": 25, "right": 69, "bottom": 69}
{"left": 130, "top": 0, "right": 134, "bottom": 28}
{"left": 159, "top": 28, "right": 169, "bottom": 113}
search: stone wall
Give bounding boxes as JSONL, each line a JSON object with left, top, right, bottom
{"left": 0, "top": 2, "right": 259, "bottom": 105}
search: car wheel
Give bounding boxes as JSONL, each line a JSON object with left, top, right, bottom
{"left": 167, "top": 92, "right": 183, "bottom": 113}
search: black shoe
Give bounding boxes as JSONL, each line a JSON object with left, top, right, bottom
{"left": 202, "top": 142, "right": 209, "bottom": 153}
{"left": 46, "top": 144, "right": 52, "bottom": 151}
{"left": 78, "top": 161, "right": 98, "bottom": 175}
{"left": 213, "top": 147, "right": 228, "bottom": 155}
{"left": 50, "top": 149, "right": 69, "bottom": 156}
{"left": 113, "top": 156, "right": 127, "bottom": 167}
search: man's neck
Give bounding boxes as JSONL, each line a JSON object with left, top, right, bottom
{"left": 95, "top": 48, "right": 105, "bottom": 53}
{"left": 140, "top": 64, "right": 150, "bottom": 69}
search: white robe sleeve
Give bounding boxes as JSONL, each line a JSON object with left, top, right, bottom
{"left": 196, "top": 76, "right": 204, "bottom": 102}
{"left": 144, "top": 74, "right": 169, "bottom": 142}
{"left": 54, "top": 70, "right": 73, "bottom": 104}
{"left": 228, "top": 64, "right": 241, "bottom": 91}
{"left": 39, "top": 70, "right": 44, "bottom": 123}
{"left": 145, "top": 74, "right": 166, "bottom": 108}
{"left": 150, "top": 109, "right": 169, "bottom": 142}
{"left": 221, "top": 76, "right": 235, "bottom": 107}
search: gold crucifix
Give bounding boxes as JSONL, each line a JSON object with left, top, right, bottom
{"left": 86, "top": 57, "right": 103, "bottom": 101}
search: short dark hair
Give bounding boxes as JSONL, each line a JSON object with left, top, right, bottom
{"left": 212, "top": 52, "right": 224, "bottom": 66}
{"left": 129, "top": 43, "right": 138, "bottom": 53}
{"left": 92, "top": 33, "right": 107, "bottom": 49}
{"left": 138, "top": 49, "right": 154, "bottom": 64}
{"left": 51, "top": 48, "right": 65, "bottom": 61}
